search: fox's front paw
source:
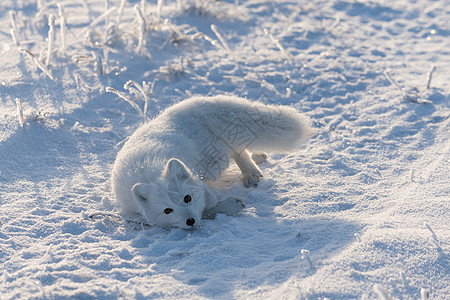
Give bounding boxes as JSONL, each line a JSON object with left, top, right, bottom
{"left": 242, "top": 169, "right": 263, "bottom": 188}
{"left": 202, "top": 197, "right": 245, "bottom": 219}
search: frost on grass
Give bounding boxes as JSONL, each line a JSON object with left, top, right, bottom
{"left": 105, "top": 79, "right": 157, "bottom": 120}
{"left": 9, "top": 0, "right": 245, "bottom": 90}
{"left": 384, "top": 69, "right": 434, "bottom": 104}
{"left": 211, "top": 24, "right": 231, "bottom": 53}
{"left": 45, "top": 14, "right": 56, "bottom": 67}
{"left": 264, "top": 28, "right": 293, "bottom": 62}
{"left": 183, "top": 0, "right": 239, "bottom": 19}
{"left": 15, "top": 98, "right": 24, "bottom": 127}
{"left": 9, "top": 11, "right": 20, "bottom": 47}
{"left": 57, "top": 4, "right": 67, "bottom": 53}
{"left": 124, "top": 80, "right": 153, "bottom": 115}
{"left": 301, "top": 249, "right": 315, "bottom": 273}
{"left": 20, "top": 48, "right": 55, "bottom": 80}
{"left": 134, "top": 4, "right": 147, "bottom": 56}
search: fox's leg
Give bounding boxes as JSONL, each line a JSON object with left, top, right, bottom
{"left": 233, "top": 149, "right": 263, "bottom": 187}
{"left": 202, "top": 197, "right": 245, "bottom": 219}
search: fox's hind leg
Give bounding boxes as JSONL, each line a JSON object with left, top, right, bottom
{"left": 233, "top": 149, "right": 263, "bottom": 187}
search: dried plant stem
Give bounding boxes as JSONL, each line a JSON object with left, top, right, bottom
{"left": 90, "top": 7, "right": 117, "bottom": 29}
{"left": 124, "top": 80, "right": 150, "bottom": 115}
{"left": 91, "top": 51, "right": 103, "bottom": 76}
{"left": 264, "top": 28, "right": 292, "bottom": 61}
{"left": 57, "top": 4, "right": 67, "bottom": 53}
{"left": 301, "top": 249, "right": 314, "bottom": 271}
{"left": 200, "top": 33, "right": 222, "bottom": 51}
{"left": 74, "top": 74, "right": 92, "bottom": 93}
{"left": 261, "top": 79, "right": 280, "bottom": 95}
{"left": 424, "top": 222, "right": 439, "bottom": 241}
{"left": 384, "top": 70, "right": 405, "bottom": 93}
{"left": 10, "top": 29, "right": 19, "bottom": 48}
{"left": 141, "top": 0, "right": 147, "bottom": 16}
{"left": 426, "top": 66, "right": 436, "bottom": 89}
{"left": 15, "top": 98, "right": 25, "bottom": 127}
{"left": 400, "top": 271, "right": 408, "bottom": 286}
{"left": 421, "top": 288, "right": 431, "bottom": 300}
{"left": 211, "top": 24, "right": 230, "bottom": 53}
{"left": 157, "top": 0, "right": 164, "bottom": 22}
{"left": 116, "top": 0, "right": 127, "bottom": 28}
{"left": 9, "top": 11, "right": 19, "bottom": 47}
{"left": 9, "top": 11, "right": 18, "bottom": 37}
{"left": 384, "top": 69, "right": 431, "bottom": 104}
{"left": 104, "top": 0, "right": 110, "bottom": 31}
{"left": 89, "top": 212, "right": 153, "bottom": 228}
{"left": 106, "top": 87, "right": 146, "bottom": 119}
{"left": 424, "top": 222, "right": 443, "bottom": 253}
{"left": 37, "top": 0, "right": 44, "bottom": 11}
{"left": 102, "top": 47, "right": 110, "bottom": 74}
{"left": 79, "top": 0, "right": 91, "bottom": 21}
{"left": 134, "top": 5, "right": 146, "bottom": 54}
{"left": 46, "top": 14, "right": 56, "bottom": 67}
{"left": 20, "top": 48, "right": 55, "bottom": 80}
{"left": 81, "top": 7, "right": 117, "bottom": 42}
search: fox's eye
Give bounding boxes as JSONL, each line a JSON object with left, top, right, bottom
{"left": 184, "top": 195, "right": 192, "bottom": 203}
{"left": 164, "top": 208, "right": 173, "bottom": 214}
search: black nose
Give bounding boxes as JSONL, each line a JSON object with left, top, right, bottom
{"left": 186, "top": 218, "right": 195, "bottom": 226}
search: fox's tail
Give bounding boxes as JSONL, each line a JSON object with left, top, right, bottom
{"left": 191, "top": 95, "right": 313, "bottom": 153}
{"left": 231, "top": 98, "right": 313, "bottom": 153}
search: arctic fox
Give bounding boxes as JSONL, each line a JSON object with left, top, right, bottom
{"left": 111, "top": 95, "right": 312, "bottom": 229}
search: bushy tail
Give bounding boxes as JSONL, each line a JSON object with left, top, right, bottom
{"left": 191, "top": 95, "right": 313, "bottom": 153}
{"left": 234, "top": 100, "right": 313, "bottom": 152}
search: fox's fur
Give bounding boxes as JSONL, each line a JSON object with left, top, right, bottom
{"left": 111, "top": 95, "right": 312, "bottom": 229}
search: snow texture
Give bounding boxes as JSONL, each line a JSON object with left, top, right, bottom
{"left": 0, "top": 0, "right": 448, "bottom": 299}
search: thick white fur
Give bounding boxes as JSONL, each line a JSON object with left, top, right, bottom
{"left": 111, "top": 95, "right": 312, "bottom": 229}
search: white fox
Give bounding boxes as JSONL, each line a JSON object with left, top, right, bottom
{"left": 111, "top": 95, "right": 312, "bottom": 229}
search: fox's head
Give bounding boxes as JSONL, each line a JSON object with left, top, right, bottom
{"left": 131, "top": 158, "right": 206, "bottom": 229}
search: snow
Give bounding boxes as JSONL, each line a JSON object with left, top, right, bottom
{"left": 0, "top": 0, "right": 448, "bottom": 298}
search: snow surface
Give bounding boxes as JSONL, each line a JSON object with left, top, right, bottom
{"left": 0, "top": 0, "right": 449, "bottom": 298}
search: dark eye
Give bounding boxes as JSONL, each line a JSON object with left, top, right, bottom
{"left": 164, "top": 208, "right": 173, "bottom": 214}
{"left": 184, "top": 195, "right": 192, "bottom": 203}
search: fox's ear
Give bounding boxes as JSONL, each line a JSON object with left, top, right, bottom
{"left": 132, "top": 183, "right": 152, "bottom": 203}
{"left": 165, "top": 158, "right": 190, "bottom": 180}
